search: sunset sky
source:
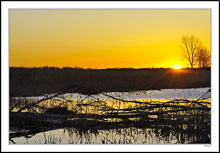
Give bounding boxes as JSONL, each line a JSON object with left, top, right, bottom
{"left": 9, "top": 9, "right": 211, "bottom": 68}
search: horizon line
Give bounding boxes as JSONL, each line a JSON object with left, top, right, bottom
{"left": 9, "top": 66, "right": 210, "bottom": 70}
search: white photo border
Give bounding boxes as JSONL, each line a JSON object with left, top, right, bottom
{"left": 1, "top": 1, "right": 219, "bottom": 152}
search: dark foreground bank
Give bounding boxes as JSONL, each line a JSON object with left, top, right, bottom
{"left": 9, "top": 67, "right": 211, "bottom": 97}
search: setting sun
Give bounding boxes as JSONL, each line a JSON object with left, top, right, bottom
{"left": 6, "top": 3, "right": 212, "bottom": 145}
{"left": 9, "top": 9, "right": 210, "bottom": 68}
{"left": 172, "top": 64, "right": 182, "bottom": 69}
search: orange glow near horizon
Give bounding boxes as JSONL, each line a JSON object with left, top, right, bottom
{"left": 9, "top": 9, "right": 210, "bottom": 68}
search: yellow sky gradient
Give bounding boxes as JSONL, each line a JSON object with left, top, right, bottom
{"left": 9, "top": 9, "right": 211, "bottom": 68}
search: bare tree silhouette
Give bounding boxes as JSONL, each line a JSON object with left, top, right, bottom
{"left": 196, "top": 46, "right": 211, "bottom": 68}
{"left": 180, "top": 35, "right": 202, "bottom": 68}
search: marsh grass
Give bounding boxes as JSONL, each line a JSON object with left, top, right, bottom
{"left": 10, "top": 67, "right": 211, "bottom": 97}
{"left": 9, "top": 88, "right": 211, "bottom": 144}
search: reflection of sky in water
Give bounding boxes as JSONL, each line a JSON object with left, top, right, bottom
{"left": 9, "top": 88, "right": 211, "bottom": 144}
{"left": 13, "top": 87, "right": 211, "bottom": 100}
{"left": 10, "top": 128, "right": 182, "bottom": 144}
{"left": 10, "top": 97, "right": 211, "bottom": 115}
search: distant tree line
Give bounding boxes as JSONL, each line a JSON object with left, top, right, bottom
{"left": 10, "top": 66, "right": 210, "bottom": 71}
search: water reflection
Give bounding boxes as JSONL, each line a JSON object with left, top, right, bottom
{"left": 9, "top": 90, "right": 211, "bottom": 144}
{"left": 9, "top": 127, "right": 185, "bottom": 144}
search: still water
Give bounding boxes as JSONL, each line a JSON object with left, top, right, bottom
{"left": 9, "top": 88, "right": 211, "bottom": 144}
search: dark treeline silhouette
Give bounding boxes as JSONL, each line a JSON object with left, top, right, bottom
{"left": 10, "top": 66, "right": 211, "bottom": 70}
{"left": 10, "top": 67, "right": 211, "bottom": 97}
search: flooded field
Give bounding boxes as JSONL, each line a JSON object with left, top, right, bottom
{"left": 9, "top": 88, "right": 211, "bottom": 144}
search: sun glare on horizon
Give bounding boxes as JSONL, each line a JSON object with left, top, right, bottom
{"left": 172, "top": 64, "right": 182, "bottom": 69}
{"left": 9, "top": 9, "right": 211, "bottom": 68}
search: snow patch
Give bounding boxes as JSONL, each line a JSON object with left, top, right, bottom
{"left": 14, "top": 87, "right": 211, "bottom": 100}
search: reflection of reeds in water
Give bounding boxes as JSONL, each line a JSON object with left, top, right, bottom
{"left": 13, "top": 126, "right": 205, "bottom": 144}
{"left": 9, "top": 90, "right": 211, "bottom": 144}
